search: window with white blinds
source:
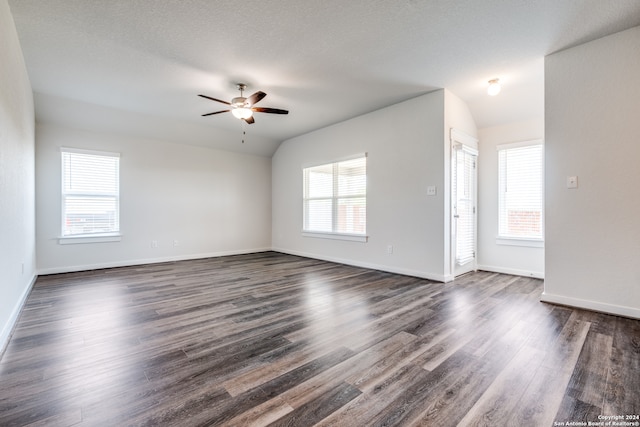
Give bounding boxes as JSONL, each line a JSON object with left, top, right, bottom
{"left": 303, "top": 155, "right": 366, "bottom": 239}
{"left": 61, "top": 148, "right": 120, "bottom": 237}
{"left": 498, "top": 141, "right": 543, "bottom": 241}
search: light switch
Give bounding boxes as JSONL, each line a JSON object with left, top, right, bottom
{"left": 567, "top": 176, "right": 578, "bottom": 189}
{"left": 427, "top": 186, "right": 437, "bottom": 196}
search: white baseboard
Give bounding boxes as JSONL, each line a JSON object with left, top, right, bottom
{"left": 477, "top": 264, "right": 544, "bottom": 279}
{"left": 540, "top": 292, "right": 640, "bottom": 320}
{"left": 37, "top": 247, "right": 272, "bottom": 276}
{"left": 1, "top": 274, "right": 37, "bottom": 355}
{"left": 272, "top": 247, "right": 449, "bottom": 283}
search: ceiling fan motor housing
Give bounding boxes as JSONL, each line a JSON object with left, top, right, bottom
{"left": 231, "top": 97, "right": 248, "bottom": 108}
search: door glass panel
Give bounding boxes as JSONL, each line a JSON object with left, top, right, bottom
{"left": 453, "top": 147, "right": 477, "bottom": 268}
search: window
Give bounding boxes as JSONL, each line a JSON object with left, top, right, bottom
{"left": 497, "top": 141, "right": 543, "bottom": 244}
{"left": 61, "top": 148, "right": 120, "bottom": 242}
{"left": 303, "top": 155, "right": 367, "bottom": 241}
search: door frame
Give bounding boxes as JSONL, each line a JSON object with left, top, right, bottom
{"left": 450, "top": 128, "right": 479, "bottom": 278}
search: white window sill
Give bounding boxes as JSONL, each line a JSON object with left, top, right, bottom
{"left": 302, "top": 231, "right": 368, "bottom": 243}
{"left": 58, "top": 233, "right": 122, "bottom": 245}
{"left": 496, "top": 237, "right": 544, "bottom": 248}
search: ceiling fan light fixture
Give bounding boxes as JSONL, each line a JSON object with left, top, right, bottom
{"left": 487, "top": 78, "right": 501, "bottom": 96}
{"left": 232, "top": 107, "right": 253, "bottom": 119}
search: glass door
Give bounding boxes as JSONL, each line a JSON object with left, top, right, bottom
{"left": 452, "top": 141, "right": 478, "bottom": 277}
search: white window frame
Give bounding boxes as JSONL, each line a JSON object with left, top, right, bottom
{"left": 59, "top": 147, "right": 121, "bottom": 245}
{"left": 496, "top": 140, "right": 544, "bottom": 247}
{"left": 302, "top": 154, "right": 368, "bottom": 243}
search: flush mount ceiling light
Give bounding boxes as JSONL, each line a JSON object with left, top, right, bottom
{"left": 487, "top": 79, "right": 501, "bottom": 96}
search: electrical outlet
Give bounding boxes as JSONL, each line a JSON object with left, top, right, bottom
{"left": 567, "top": 176, "right": 578, "bottom": 189}
{"left": 151, "top": 240, "right": 158, "bottom": 248}
{"left": 427, "top": 186, "right": 437, "bottom": 196}
{"left": 173, "top": 240, "right": 179, "bottom": 247}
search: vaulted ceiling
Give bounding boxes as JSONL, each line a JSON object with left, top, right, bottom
{"left": 8, "top": 0, "right": 640, "bottom": 156}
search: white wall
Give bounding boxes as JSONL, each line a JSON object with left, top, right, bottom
{"left": 0, "top": 0, "right": 36, "bottom": 350}
{"left": 477, "top": 118, "right": 545, "bottom": 278}
{"left": 36, "top": 123, "right": 272, "bottom": 273}
{"left": 543, "top": 26, "right": 640, "bottom": 319}
{"left": 272, "top": 90, "right": 476, "bottom": 281}
{"left": 34, "top": 92, "right": 283, "bottom": 158}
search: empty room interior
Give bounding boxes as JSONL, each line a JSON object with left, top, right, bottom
{"left": 1, "top": 1, "right": 639, "bottom": 426}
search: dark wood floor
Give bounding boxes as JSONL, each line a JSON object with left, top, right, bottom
{"left": 0, "top": 252, "right": 638, "bottom": 426}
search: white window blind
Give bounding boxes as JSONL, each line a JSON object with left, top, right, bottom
{"left": 498, "top": 142, "right": 543, "bottom": 240}
{"left": 303, "top": 155, "right": 366, "bottom": 236}
{"left": 453, "top": 146, "right": 477, "bottom": 265}
{"left": 61, "top": 148, "right": 120, "bottom": 236}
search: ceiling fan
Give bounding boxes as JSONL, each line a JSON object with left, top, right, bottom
{"left": 198, "top": 83, "right": 288, "bottom": 124}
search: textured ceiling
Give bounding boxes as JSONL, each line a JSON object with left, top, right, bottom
{"left": 8, "top": 0, "right": 640, "bottom": 155}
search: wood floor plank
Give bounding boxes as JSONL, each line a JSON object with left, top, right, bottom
{"left": 267, "top": 381, "right": 361, "bottom": 427}
{"left": 345, "top": 325, "right": 456, "bottom": 394}
{"left": 565, "top": 330, "right": 613, "bottom": 407}
{"left": 507, "top": 317, "right": 592, "bottom": 426}
{"left": 274, "top": 332, "right": 417, "bottom": 410}
{"left": 603, "top": 347, "right": 640, "bottom": 415}
{"left": 315, "top": 363, "right": 431, "bottom": 427}
{"left": 23, "top": 409, "right": 82, "bottom": 427}
{"left": 554, "top": 394, "right": 603, "bottom": 425}
{"left": 0, "top": 252, "right": 638, "bottom": 426}
{"left": 456, "top": 346, "right": 546, "bottom": 426}
{"left": 222, "top": 396, "right": 294, "bottom": 427}
{"left": 239, "top": 345, "right": 356, "bottom": 402}
{"left": 367, "top": 351, "right": 488, "bottom": 426}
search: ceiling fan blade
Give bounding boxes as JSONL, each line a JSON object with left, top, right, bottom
{"left": 243, "top": 116, "right": 255, "bottom": 124}
{"left": 202, "top": 110, "right": 230, "bottom": 116}
{"left": 252, "top": 107, "right": 289, "bottom": 115}
{"left": 198, "top": 94, "right": 231, "bottom": 105}
{"left": 247, "top": 91, "right": 266, "bottom": 106}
